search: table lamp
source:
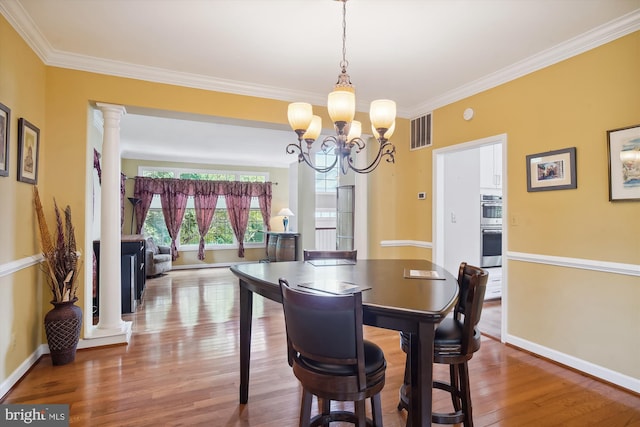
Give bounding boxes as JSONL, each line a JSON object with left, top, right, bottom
{"left": 277, "top": 208, "right": 294, "bottom": 232}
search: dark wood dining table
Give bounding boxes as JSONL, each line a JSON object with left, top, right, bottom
{"left": 230, "top": 259, "right": 459, "bottom": 427}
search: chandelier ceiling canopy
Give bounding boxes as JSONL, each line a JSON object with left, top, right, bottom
{"left": 286, "top": 0, "right": 396, "bottom": 175}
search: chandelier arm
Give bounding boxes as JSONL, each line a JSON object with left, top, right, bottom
{"left": 347, "top": 142, "right": 396, "bottom": 174}
{"left": 302, "top": 151, "right": 338, "bottom": 174}
{"left": 348, "top": 137, "right": 366, "bottom": 153}
{"left": 287, "top": 141, "right": 338, "bottom": 174}
{"left": 320, "top": 135, "right": 340, "bottom": 154}
{"left": 286, "top": 142, "right": 306, "bottom": 163}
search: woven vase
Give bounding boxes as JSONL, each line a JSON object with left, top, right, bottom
{"left": 44, "top": 297, "right": 82, "bottom": 366}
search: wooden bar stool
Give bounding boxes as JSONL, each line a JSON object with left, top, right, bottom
{"left": 398, "top": 262, "right": 488, "bottom": 427}
{"left": 279, "top": 278, "right": 386, "bottom": 427}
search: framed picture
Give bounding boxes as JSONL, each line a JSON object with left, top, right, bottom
{"left": 17, "top": 118, "right": 40, "bottom": 184}
{"left": 0, "top": 102, "right": 9, "bottom": 177}
{"left": 607, "top": 124, "right": 640, "bottom": 201}
{"left": 526, "top": 147, "right": 576, "bottom": 192}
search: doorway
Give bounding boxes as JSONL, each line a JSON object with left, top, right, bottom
{"left": 433, "top": 134, "right": 507, "bottom": 341}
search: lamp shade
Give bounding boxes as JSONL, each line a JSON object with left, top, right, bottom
{"left": 277, "top": 208, "right": 294, "bottom": 217}
{"left": 302, "top": 115, "right": 322, "bottom": 141}
{"left": 370, "top": 99, "right": 396, "bottom": 130}
{"left": 347, "top": 120, "right": 362, "bottom": 142}
{"left": 288, "top": 103, "right": 313, "bottom": 132}
{"left": 328, "top": 90, "right": 356, "bottom": 123}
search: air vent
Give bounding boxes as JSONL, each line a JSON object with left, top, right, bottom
{"left": 410, "top": 113, "right": 432, "bottom": 150}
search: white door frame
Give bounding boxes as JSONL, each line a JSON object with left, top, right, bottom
{"left": 432, "top": 133, "right": 508, "bottom": 342}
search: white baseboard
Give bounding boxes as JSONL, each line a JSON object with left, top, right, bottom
{"left": 0, "top": 345, "right": 46, "bottom": 400}
{"left": 1, "top": 323, "right": 132, "bottom": 401}
{"left": 505, "top": 333, "right": 640, "bottom": 394}
{"left": 170, "top": 262, "right": 235, "bottom": 270}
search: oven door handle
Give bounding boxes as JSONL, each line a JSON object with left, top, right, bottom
{"left": 482, "top": 228, "right": 502, "bottom": 234}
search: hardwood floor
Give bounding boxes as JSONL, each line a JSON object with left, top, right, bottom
{"left": 479, "top": 299, "right": 502, "bottom": 341}
{"left": 3, "top": 268, "right": 639, "bottom": 426}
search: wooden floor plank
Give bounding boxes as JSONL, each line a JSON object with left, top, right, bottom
{"left": 2, "top": 268, "right": 638, "bottom": 426}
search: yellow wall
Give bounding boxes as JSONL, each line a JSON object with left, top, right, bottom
{"left": 0, "top": 9, "right": 638, "bottom": 391}
{"left": 370, "top": 32, "right": 640, "bottom": 379}
{"left": 0, "top": 13, "right": 47, "bottom": 382}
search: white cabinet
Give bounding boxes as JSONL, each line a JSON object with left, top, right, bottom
{"left": 484, "top": 267, "right": 502, "bottom": 300}
{"left": 480, "top": 144, "right": 502, "bottom": 189}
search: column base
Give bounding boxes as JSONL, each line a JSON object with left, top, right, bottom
{"left": 80, "top": 321, "right": 132, "bottom": 348}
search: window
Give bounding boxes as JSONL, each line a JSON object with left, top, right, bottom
{"left": 138, "top": 166, "right": 269, "bottom": 251}
{"left": 142, "top": 205, "right": 171, "bottom": 246}
{"left": 315, "top": 152, "right": 338, "bottom": 193}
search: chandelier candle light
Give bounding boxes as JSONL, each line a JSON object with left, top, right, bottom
{"left": 286, "top": 0, "right": 396, "bottom": 175}
{"left": 278, "top": 208, "right": 295, "bottom": 232}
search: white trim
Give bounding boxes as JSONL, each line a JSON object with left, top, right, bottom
{"left": 171, "top": 262, "right": 236, "bottom": 270}
{"left": 0, "top": 345, "right": 46, "bottom": 400}
{"left": 508, "top": 251, "right": 639, "bottom": 277}
{"left": 372, "top": 243, "right": 640, "bottom": 278}
{"left": 0, "top": 254, "right": 43, "bottom": 278}
{"left": 1, "top": 2, "right": 638, "bottom": 119}
{"left": 431, "top": 134, "right": 508, "bottom": 268}
{"left": 374, "top": 240, "right": 640, "bottom": 392}
{"left": 379, "top": 240, "right": 432, "bottom": 249}
{"left": 0, "top": 325, "right": 132, "bottom": 400}
{"left": 505, "top": 334, "right": 640, "bottom": 394}
{"left": 432, "top": 134, "right": 510, "bottom": 341}
{"left": 410, "top": 9, "right": 640, "bottom": 116}
{"left": 82, "top": 322, "right": 132, "bottom": 346}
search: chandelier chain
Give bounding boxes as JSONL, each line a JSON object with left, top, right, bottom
{"left": 340, "top": 0, "right": 348, "bottom": 71}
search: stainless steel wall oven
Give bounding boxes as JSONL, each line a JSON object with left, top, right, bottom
{"left": 480, "top": 195, "right": 502, "bottom": 267}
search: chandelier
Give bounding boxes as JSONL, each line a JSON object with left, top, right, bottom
{"left": 286, "top": 0, "right": 396, "bottom": 175}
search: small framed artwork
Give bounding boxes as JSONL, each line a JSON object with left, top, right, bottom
{"left": 0, "top": 102, "right": 10, "bottom": 177}
{"left": 526, "top": 147, "right": 577, "bottom": 192}
{"left": 17, "top": 118, "right": 40, "bottom": 184}
{"left": 607, "top": 124, "right": 640, "bottom": 201}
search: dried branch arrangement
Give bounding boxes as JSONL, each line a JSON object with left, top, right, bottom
{"left": 33, "top": 187, "right": 80, "bottom": 302}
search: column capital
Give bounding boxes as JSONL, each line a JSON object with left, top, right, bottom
{"left": 95, "top": 102, "right": 126, "bottom": 119}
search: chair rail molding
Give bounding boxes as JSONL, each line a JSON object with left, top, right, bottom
{"left": 0, "top": 254, "right": 43, "bottom": 279}
{"left": 379, "top": 240, "right": 433, "bottom": 249}
{"left": 374, "top": 245, "right": 638, "bottom": 277}
{"left": 507, "top": 251, "right": 639, "bottom": 277}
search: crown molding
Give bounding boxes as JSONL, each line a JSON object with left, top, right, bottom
{"left": 407, "top": 9, "right": 640, "bottom": 118}
{"left": 2, "top": 1, "right": 638, "bottom": 119}
{"left": 0, "top": 0, "right": 51, "bottom": 61}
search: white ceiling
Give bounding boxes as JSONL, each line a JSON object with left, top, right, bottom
{"left": 1, "top": 0, "right": 639, "bottom": 168}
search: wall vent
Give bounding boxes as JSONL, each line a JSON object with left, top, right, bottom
{"left": 410, "top": 113, "right": 432, "bottom": 150}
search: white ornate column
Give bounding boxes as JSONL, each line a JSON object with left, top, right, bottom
{"left": 95, "top": 103, "right": 127, "bottom": 334}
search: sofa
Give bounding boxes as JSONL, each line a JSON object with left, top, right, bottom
{"left": 145, "top": 237, "right": 172, "bottom": 277}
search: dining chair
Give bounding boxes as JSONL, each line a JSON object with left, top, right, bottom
{"left": 398, "top": 262, "right": 488, "bottom": 427}
{"left": 279, "top": 278, "right": 386, "bottom": 427}
{"left": 303, "top": 249, "right": 358, "bottom": 261}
